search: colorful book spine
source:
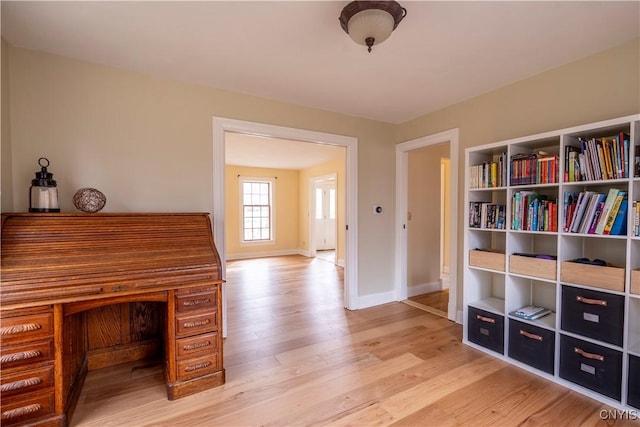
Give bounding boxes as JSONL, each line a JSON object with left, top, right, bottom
{"left": 609, "top": 198, "right": 628, "bottom": 236}
{"left": 603, "top": 192, "right": 627, "bottom": 234}
{"left": 595, "top": 188, "right": 620, "bottom": 234}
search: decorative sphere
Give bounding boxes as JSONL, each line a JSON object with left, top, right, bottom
{"left": 73, "top": 188, "right": 106, "bottom": 213}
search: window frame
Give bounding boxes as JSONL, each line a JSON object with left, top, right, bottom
{"left": 239, "top": 176, "right": 276, "bottom": 245}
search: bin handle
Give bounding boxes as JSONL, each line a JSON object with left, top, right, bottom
{"left": 574, "top": 347, "right": 604, "bottom": 362}
{"left": 476, "top": 314, "right": 495, "bottom": 324}
{"left": 520, "top": 330, "right": 543, "bottom": 341}
{"left": 576, "top": 296, "right": 607, "bottom": 306}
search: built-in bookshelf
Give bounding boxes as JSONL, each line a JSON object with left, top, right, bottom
{"left": 464, "top": 114, "right": 640, "bottom": 412}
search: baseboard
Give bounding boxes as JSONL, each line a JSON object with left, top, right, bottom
{"left": 455, "top": 308, "right": 463, "bottom": 324}
{"left": 407, "top": 281, "right": 442, "bottom": 297}
{"left": 351, "top": 290, "right": 396, "bottom": 310}
{"left": 226, "top": 249, "right": 300, "bottom": 260}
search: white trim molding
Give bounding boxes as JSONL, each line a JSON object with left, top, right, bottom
{"left": 212, "top": 117, "right": 359, "bottom": 312}
{"left": 395, "top": 128, "right": 460, "bottom": 323}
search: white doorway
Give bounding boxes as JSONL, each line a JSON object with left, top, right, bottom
{"left": 212, "top": 118, "right": 359, "bottom": 336}
{"left": 395, "top": 129, "right": 460, "bottom": 323}
{"left": 311, "top": 174, "right": 337, "bottom": 264}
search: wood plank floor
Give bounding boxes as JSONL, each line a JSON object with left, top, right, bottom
{"left": 71, "top": 255, "right": 637, "bottom": 426}
{"left": 408, "top": 289, "right": 449, "bottom": 313}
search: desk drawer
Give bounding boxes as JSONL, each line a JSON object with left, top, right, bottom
{"left": 0, "top": 340, "right": 54, "bottom": 370}
{"left": 177, "top": 332, "right": 219, "bottom": 359}
{"left": 0, "top": 365, "right": 54, "bottom": 398}
{"left": 0, "top": 389, "right": 55, "bottom": 426}
{"left": 0, "top": 311, "right": 53, "bottom": 344}
{"left": 175, "top": 289, "right": 217, "bottom": 314}
{"left": 176, "top": 311, "right": 217, "bottom": 337}
{"left": 177, "top": 353, "right": 221, "bottom": 381}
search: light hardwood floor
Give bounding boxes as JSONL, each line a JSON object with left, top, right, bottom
{"left": 408, "top": 289, "right": 449, "bottom": 314}
{"left": 71, "top": 255, "right": 638, "bottom": 426}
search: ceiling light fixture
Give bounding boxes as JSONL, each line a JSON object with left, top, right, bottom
{"left": 339, "top": 1, "right": 407, "bottom": 53}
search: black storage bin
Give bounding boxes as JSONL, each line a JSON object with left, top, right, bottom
{"left": 629, "top": 354, "right": 640, "bottom": 409}
{"left": 560, "top": 285, "right": 624, "bottom": 347}
{"left": 559, "top": 334, "right": 622, "bottom": 401}
{"left": 467, "top": 306, "right": 504, "bottom": 354}
{"left": 508, "top": 319, "right": 555, "bottom": 375}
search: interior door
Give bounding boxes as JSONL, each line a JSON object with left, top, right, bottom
{"left": 315, "top": 181, "right": 336, "bottom": 250}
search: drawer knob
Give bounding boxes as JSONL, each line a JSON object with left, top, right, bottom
{"left": 183, "top": 298, "right": 211, "bottom": 307}
{"left": 183, "top": 340, "right": 211, "bottom": 351}
{"left": 476, "top": 314, "right": 496, "bottom": 324}
{"left": 0, "top": 350, "right": 42, "bottom": 364}
{"left": 184, "top": 361, "right": 211, "bottom": 372}
{"left": 0, "top": 323, "right": 42, "bottom": 336}
{"left": 0, "top": 377, "right": 42, "bottom": 392}
{"left": 576, "top": 296, "right": 607, "bottom": 306}
{"left": 183, "top": 319, "right": 210, "bottom": 329}
{"left": 574, "top": 347, "right": 604, "bottom": 362}
{"left": 519, "top": 330, "right": 543, "bottom": 341}
{"left": 2, "top": 404, "right": 42, "bottom": 419}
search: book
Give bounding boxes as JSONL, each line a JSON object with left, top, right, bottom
{"left": 510, "top": 305, "right": 552, "bottom": 321}
{"left": 603, "top": 191, "right": 627, "bottom": 234}
{"left": 578, "top": 192, "right": 604, "bottom": 234}
{"left": 565, "top": 146, "right": 580, "bottom": 181}
{"left": 525, "top": 309, "right": 552, "bottom": 320}
{"left": 563, "top": 191, "right": 579, "bottom": 232}
{"left": 634, "top": 200, "right": 640, "bottom": 236}
{"left": 594, "top": 188, "right": 620, "bottom": 234}
{"left": 513, "top": 305, "right": 546, "bottom": 317}
{"left": 569, "top": 191, "right": 592, "bottom": 233}
{"left": 609, "top": 198, "right": 628, "bottom": 236}
{"left": 587, "top": 201, "right": 605, "bottom": 234}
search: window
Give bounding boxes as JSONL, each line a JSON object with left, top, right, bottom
{"left": 241, "top": 178, "right": 273, "bottom": 242}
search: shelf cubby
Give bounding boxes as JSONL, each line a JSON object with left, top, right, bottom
{"left": 465, "top": 269, "right": 505, "bottom": 316}
{"left": 507, "top": 277, "right": 556, "bottom": 331}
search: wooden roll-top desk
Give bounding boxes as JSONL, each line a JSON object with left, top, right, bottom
{"left": 0, "top": 213, "right": 225, "bottom": 427}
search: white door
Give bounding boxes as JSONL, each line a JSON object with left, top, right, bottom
{"left": 315, "top": 181, "right": 336, "bottom": 250}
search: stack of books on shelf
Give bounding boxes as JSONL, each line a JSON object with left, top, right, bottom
{"left": 510, "top": 151, "right": 559, "bottom": 186}
{"left": 563, "top": 188, "right": 628, "bottom": 235}
{"left": 470, "top": 153, "right": 507, "bottom": 189}
{"left": 509, "top": 305, "right": 552, "bottom": 321}
{"left": 565, "top": 133, "right": 630, "bottom": 182}
{"left": 511, "top": 191, "right": 557, "bottom": 232}
{"left": 469, "top": 202, "right": 506, "bottom": 229}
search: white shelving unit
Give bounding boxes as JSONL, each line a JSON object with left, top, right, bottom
{"left": 463, "top": 114, "right": 640, "bottom": 411}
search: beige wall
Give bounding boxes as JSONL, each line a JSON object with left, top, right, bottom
{"left": 1, "top": 39, "right": 13, "bottom": 211}
{"left": 2, "top": 37, "right": 639, "bottom": 311}
{"left": 407, "top": 143, "right": 449, "bottom": 290}
{"left": 442, "top": 157, "right": 450, "bottom": 272}
{"left": 224, "top": 165, "right": 299, "bottom": 258}
{"left": 298, "top": 154, "right": 346, "bottom": 263}
{"left": 397, "top": 38, "right": 640, "bottom": 309}
{"left": 2, "top": 44, "right": 396, "bottom": 298}
{"left": 225, "top": 157, "right": 345, "bottom": 261}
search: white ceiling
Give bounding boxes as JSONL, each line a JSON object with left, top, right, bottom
{"left": 2, "top": 1, "right": 639, "bottom": 168}
{"left": 225, "top": 132, "right": 344, "bottom": 169}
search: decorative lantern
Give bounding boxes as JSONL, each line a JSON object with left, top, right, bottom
{"left": 29, "top": 157, "right": 60, "bottom": 213}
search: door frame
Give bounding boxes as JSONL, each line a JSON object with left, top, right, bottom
{"left": 309, "top": 173, "right": 338, "bottom": 258}
{"left": 213, "top": 117, "right": 359, "bottom": 336}
{"left": 395, "top": 128, "right": 459, "bottom": 322}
